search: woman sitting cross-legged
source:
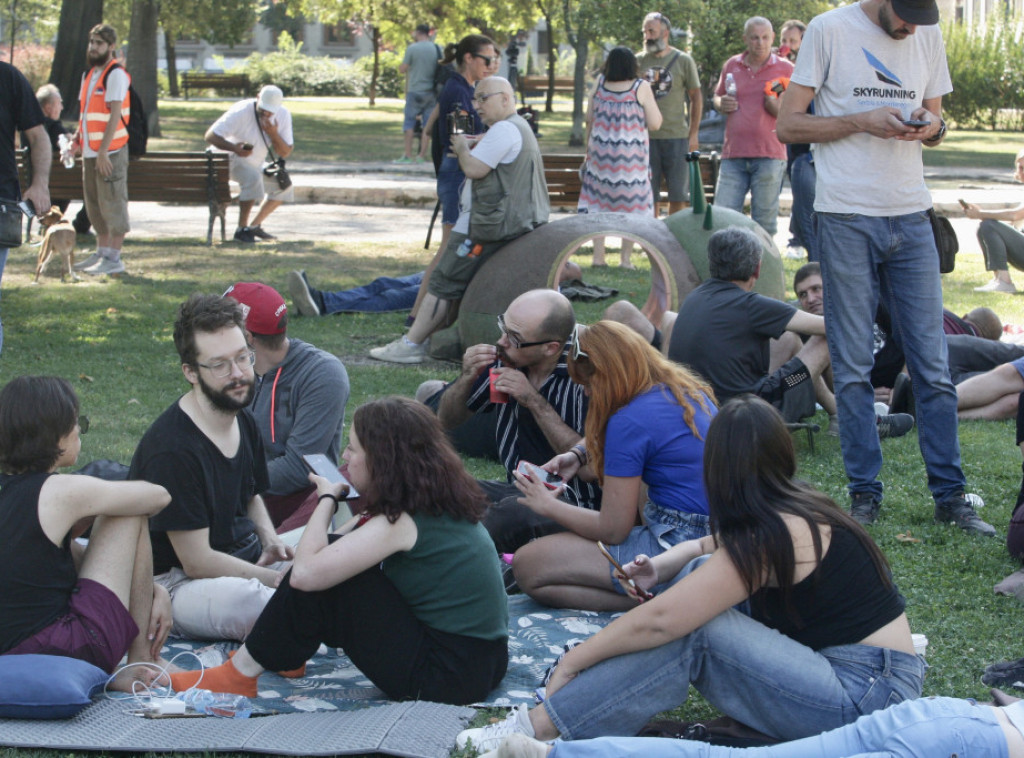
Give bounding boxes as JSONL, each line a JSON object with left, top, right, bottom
{"left": 512, "top": 320, "right": 716, "bottom": 611}
{"left": 171, "top": 396, "right": 509, "bottom": 705}
{"left": 459, "top": 396, "right": 924, "bottom": 753}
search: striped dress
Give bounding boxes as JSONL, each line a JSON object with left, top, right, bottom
{"left": 578, "top": 77, "right": 653, "bottom": 215}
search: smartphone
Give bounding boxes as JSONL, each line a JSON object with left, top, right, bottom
{"left": 240, "top": 142, "right": 253, "bottom": 150}
{"left": 958, "top": 198, "right": 970, "bottom": 209}
{"left": 17, "top": 199, "right": 35, "bottom": 217}
{"left": 596, "top": 541, "right": 654, "bottom": 601}
{"left": 302, "top": 453, "right": 359, "bottom": 499}
{"left": 515, "top": 460, "right": 564, "bottom": 490}
{"left": 902, "top": 119, "right": 929, "bottom": 128}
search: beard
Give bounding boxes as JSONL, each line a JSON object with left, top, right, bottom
{"left": 645, "top": 37, "right": 667, "bottom": 54}
{"left": 197, "top": 372, "right": 255, "bottom": 413}
{"left": 87, "top": 49, "right": 110, "bottom": 68}
{"left": 878, "top": 4, "right": 912, "bottom": 39}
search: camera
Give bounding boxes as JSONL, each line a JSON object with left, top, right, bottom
{"left": 447, "top": 110, "right": 474, "bottom": 136}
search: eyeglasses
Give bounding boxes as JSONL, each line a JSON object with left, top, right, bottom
{"left": 77, "top": 415, "right": 89, "bottom": 434}
{"left": 472, "top": 52, "right": 500, "bottom": 67}
{"left": 196, "top": 351, "right": 256, "bottom": 378}
{"left": 497, "top": 314, "right": 552, "bottom": 349}
{"left": 569, "top": 324, "right": 589, "bottom": 360}
{"left": 474, "top": 91, "right": 503, "bottom": 104}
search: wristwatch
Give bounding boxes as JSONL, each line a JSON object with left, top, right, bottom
{"left": 925, "top": 117, "right": 947, "bottom": 143}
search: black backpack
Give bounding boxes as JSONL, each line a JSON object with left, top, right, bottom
{"left": 101, "top": 62, "right": 148, "bottom": 159}
{"left": 433, "top": 44, "right": 454, "bottom": 96}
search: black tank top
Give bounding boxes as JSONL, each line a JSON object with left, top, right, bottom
{"left": 0, "top": 472, "right": 77, "bottom": 652}
{"left": 751, "top": 527, "right": 906, "bottom": 650}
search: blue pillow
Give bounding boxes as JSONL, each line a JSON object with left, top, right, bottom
{"left": 0, "top": 654, "right": 108, "bottom": 719}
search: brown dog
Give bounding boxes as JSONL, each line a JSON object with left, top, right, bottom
{"left": 35, "top": 206, "right": 78, "bottom": 282}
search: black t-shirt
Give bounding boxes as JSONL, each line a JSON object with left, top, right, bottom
{"left": 871, "top": 303, "right": 906, "bottom": 390}
{"left": 0, "top": 61, "right": 45, "bottom": 200}
{"left": 129, "top": 400, "right": 270, "bottom": 574}
{"left": 669, "top": 278, "right": 796, "bottom": 400}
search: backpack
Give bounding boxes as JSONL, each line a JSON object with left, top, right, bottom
{"left": 433, "top": 44, "right": 454, "bottom": 96}
{"left": 102, "top": 63, "right": 148, "bottom": 159}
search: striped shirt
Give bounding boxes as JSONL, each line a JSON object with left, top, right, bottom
{"left": 468, "top": 349, "right": 601, "bottom": 510}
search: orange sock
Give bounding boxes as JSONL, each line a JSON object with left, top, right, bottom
{"left": 228, "top": 650, "right": 306, "bottom": 679}
{"left": 170, "top": 658, "right": 258, "bottom": 698}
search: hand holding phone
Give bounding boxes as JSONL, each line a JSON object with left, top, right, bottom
{"left": 516, "top": 461, "right": 564, "bottom": 490}
{"left": 958, "top": 198, "right": 971, "bottom": 210}
{"left": 302, "top": 453, "right": 359, "bottom": 499}
{"left": 597, "top": 541, "right": 655, "bottom": 601}
{"left": 902, "top": 119, "right": 929, "bottom": 128}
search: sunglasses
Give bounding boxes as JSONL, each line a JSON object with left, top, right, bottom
{"left": 472, "top": 52, "right": 500, "bottom": 67}
{"left": 569, "top": 325, "right": 588, "bottom": 360}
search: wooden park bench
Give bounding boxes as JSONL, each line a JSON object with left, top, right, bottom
{"left": 520, "top": 75, "right": 577, "bottom": 99}
{"left": 542, "top": 151, "right": 721, "bottom": 210}
{"left": 18, "top": 149, "right": 233, "bottom": 245}
{"left": 182, "top": 71, "right": 252, "bottom": 100}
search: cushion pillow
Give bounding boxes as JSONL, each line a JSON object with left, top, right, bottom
{"left": 0, "top": 654, "right": 107, "bottom": 719}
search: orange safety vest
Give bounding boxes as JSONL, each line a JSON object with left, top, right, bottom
{"left": 78, "top": 58, "right": 131, "bottom": 152}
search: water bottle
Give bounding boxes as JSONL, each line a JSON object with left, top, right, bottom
{"left": 177, "top": 688, "right": 252, "bottom": 718}
{"left": 58, "top": 134, "right": 75, "bottom": 169}
{"left": 456, "top": 237, "right": 473, "bottom": 257}
{"left": 725, "top": 73, "right": 737, "bottom": 99}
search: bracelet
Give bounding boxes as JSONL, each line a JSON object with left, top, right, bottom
{"left": 570, "top": 443, "right": 588, "bottom": 465}
{"left": 924, "top": 117, "right": 947, "bottom": 143}
{"left": 319, "top": 492, "right": 339, "bottom": 514}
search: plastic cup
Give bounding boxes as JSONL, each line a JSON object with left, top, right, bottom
{"left": 489, "top": 368, "right": 509, "bottom": 404}
{"left": 911, "top": 633, "right": 928, "bottom": 657}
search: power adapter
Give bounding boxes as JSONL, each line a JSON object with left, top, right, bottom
{"left": 147, "top": 697, "right": 186, "bottom": 715}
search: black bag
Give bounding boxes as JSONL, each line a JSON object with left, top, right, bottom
{"left": 928, "top": 208, "right": 958, "bottom": 274}
{"left": 102, "top": 63, "right": 148, "bottom": 159}
{"left": 0, "top": 199, "right": 23, "bottom": 248}
{"left": 263, "top": 158, "right": 292, "bottom": 190}
{"left": 433, "top": 43, "right": 454, "bottom": 96}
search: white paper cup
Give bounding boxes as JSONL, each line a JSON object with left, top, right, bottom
{"left": 911, "top": 633, "right": 928, "bottom": 657}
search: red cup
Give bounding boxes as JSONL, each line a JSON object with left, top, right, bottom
{"left": 489, "top": 367, "right": 509, "bottom": 404}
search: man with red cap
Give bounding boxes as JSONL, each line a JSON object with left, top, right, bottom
{"left": 224, "top": 282, "right": 349, "bottom": 530}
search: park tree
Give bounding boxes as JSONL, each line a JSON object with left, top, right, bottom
{"left": 49, "top": 0, "right": 104, "bottom": 119}
{"left": 127, "top": 0, "right": 160, "bottom": 136}
{"left": 161, "top": 0, "right": 261, "bottom": 96}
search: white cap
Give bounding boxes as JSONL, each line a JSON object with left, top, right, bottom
{"left": 256, "top": 85, "right": 284, "bottom": 114}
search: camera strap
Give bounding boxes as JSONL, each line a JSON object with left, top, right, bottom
{"left": 254, "top": 102, "right": 280, "bottom": 165}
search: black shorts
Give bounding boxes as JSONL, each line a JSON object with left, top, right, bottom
{"left": 753, "top": 356, "right": 817, "bottom": 423}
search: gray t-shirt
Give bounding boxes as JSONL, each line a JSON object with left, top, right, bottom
{"left": 403, "top": 39, "right": 439, "bottom": 94}
{"left": 790, "top": 3, "right": 951, "bottom": 216}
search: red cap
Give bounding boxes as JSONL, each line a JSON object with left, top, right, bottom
{"left": 224, "top": 282, "right": 287, "bottom": 335}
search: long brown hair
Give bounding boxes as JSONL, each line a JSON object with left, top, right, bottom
{"left": 568, "top": 321, "right": 716, "bottom": 482}
{"left": 352, "top": 396, "right": 487, "bottom": 523}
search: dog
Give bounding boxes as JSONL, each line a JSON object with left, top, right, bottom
{"left": 35, "top": 206, "right": 78, "bottom": 282}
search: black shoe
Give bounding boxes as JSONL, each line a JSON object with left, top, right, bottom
{"left": 877, "top": 413, "right": 915, "bottom": 439}
{"left": 889, "top": 372, "right": 915, "bottom": 418}
{"left": 250, "top": 225, "right": 276, "bottom": 240}
{"left": 234, "top": 227, "right": 257, "bottom": 243}
{"left": 287, "top": 270, "right": 322, "bottom": 316}
{"left": 850, "top": 492, "right": 881, "bottom": 525}
{"left": 501, "top": 561, "right": 520, "bottom": 594}
{"left": 935, "top": 494, "right": 997, "bottom": 537}
{"left": 983, "top": 657, "right": 1024, "bottom": 687}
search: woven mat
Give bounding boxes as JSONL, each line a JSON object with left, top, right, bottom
{"left": 0, "top": 698, "right": 474, "bottom": 758}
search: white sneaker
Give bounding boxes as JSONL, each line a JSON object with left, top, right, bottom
{"left": 480, "top": 732, "right": 550, "bottom": 758}
{"left": 82, "top": 257, "right": 126, "bottom": 276}
{"left": 369, "top": 338, "right": 426, "bottom": 364}
{"left": 974, "top": 278, "right": 1016, "bottom": 293}
{"left": 456, "top": 704, "right": 535, "bottom": 754}
{"left": 73, "top": 251, "right": 102, "bottom": 271}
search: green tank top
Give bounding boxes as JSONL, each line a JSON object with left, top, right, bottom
{"left": 382, "top": 511, "right": 508, "bottom": 641}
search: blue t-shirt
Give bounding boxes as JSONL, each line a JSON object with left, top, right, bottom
{"left": 603, "top": 386, "right": 714, "bottom": 516}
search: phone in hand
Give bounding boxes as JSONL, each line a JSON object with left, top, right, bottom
{"left": 17, "top": 199, "right": 35, "bottom": 217}
{"left": 958, "top": 198, "right": 970, "bottom": 210}
{"left": 240, "top": 142, "right": 254, "bottom": 150}
{"left": 302, "top": 453, "right": 359, "bottom": 499}
{"left": 902, "top": 119, "right": 929, "bottom": 128}
{"left": 516, "top": 461, "right": 564, "bottom": 490}
{"left": 597, "top": 541, "right": 655, "bottom": 601}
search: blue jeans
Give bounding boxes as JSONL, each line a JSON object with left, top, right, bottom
{"left": 549, "top": 697, "right": 1008, "bottom": 758}
{"left": 543, "top": 556, "right": 925, "bottom": 742}
{"left": 714, "top": 158, "right": 786, "bottom": 235}
{"left": 817, "top": 211, "right": 966, "bottom": 504}
{"left": 437, "top": 155, "right": 463, "bottom": 226}
{"left": 0, "top": 246, "right": 8, "bottom": 354}
{"left": 789, "top": 153, "right": 819, "bottom": 261}
{"left": 947, "top": 334, "right": 1024, "bottom": 385}
{"left": 322, "top": 272, "right": 424, "bottom": 314}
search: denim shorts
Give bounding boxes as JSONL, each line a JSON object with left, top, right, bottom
{"left": 604, "top": 501, "right": 711, "bottom": 595}
{"left": 436, "top": 157, "right": 463, "bottom": 226}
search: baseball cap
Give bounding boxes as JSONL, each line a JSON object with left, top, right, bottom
{"left": 891, "top": 0, "right": 939, "bottom": 25}
{"left": 256, "top": 85, "right": 284, "bottom": 114}
{"left": 225, "top": 282, "right": 287, "bottom": 335}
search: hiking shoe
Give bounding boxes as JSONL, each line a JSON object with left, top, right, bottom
{"left": 73, "top": 251, "right": 102, "bottom": 271}
{"left": 82, "top": 257, "right": 125, "bottom": 276}
{"left": 234, "top": 227, "right": 257, "bottom": 243}
{"left": 935, "top": 494, "right": 997, "bottom": 537}
{"left": 369, "top": 338, "right": 427, "bottom": 364}
{"left": 889, "top": 373, "right": 914, "bottom": 417}
{"left": 479, "top": 733, "right": 549, "bottom": 758}
{"left": 877, "top": 413, "right": 915, "bottom": 439}
{"left": 288, "top": 270, "right": 321, "bottom": 316}
{"left": 456, "top": 704, "right": 535, "bottom": 753}
{"left": 983, "top": 657, "right": 1024, "bottom": 687}
{"left": 250, "top": 225, "right": 276, "bottom": 240}
{"left": 974, "top": 278, "right": 1016, "bottom": 293}
{"left": 827, "top": 413, "right": 839, "bottom": 437}
{"left": 850, "top": 492, "right": 881, "bottom": 525}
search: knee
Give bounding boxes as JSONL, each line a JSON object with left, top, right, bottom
{"left": 511, "top": 543, "right": 546, "bottom": 595}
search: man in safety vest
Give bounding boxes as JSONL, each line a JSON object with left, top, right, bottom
{"left": 73, "top": 24, "right": 131, "bottom": 276}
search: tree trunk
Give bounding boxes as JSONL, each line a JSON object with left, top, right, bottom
{"left": 50, "top": 0, "right": 104, "bottom": 121}
{"left": 568, "top": 30, "right": 587, "bottom": 147}
{"left": 369, "top": 26, "right": 380, "bottom": 106}
{"left": 165, "top": 29, "right": 179, "bottom": 98}
{"left": 544, "top": 13, "right": 555, "bottom": 113}
{"left": 127, "top": 0, "right": 160, "bottom": 137}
